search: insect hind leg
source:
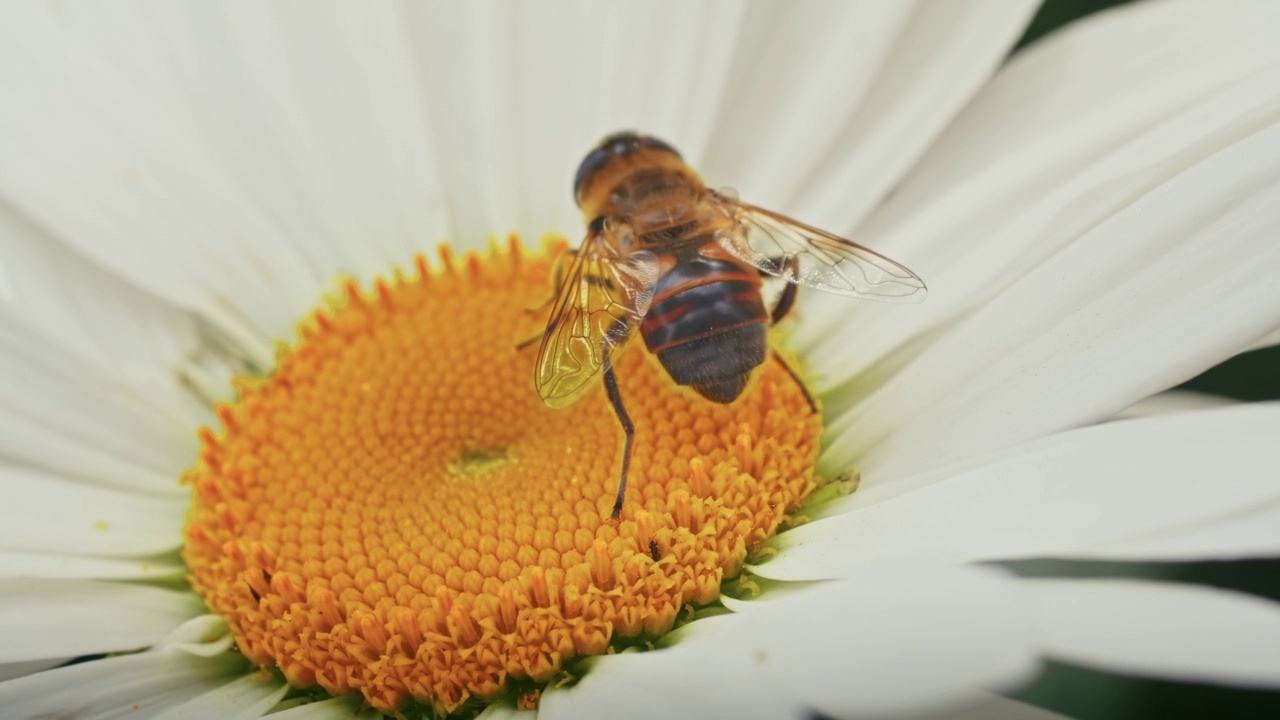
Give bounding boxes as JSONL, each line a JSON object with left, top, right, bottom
{"left": 771, "top": 351, "right": 817, "bottom": 415}
{"left": 764, "top": 255, "right": 801, "bottom": 325}
{"left": 602, "top": 348, "right": 635, "bottom": 520}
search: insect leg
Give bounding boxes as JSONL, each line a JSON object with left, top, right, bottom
{"left": 524, "top": 248, "right": 579, "bottom": 315}
{"left": 772, "top": 352, "right": 817, "bottom": 414}
{"left": 764, "top": 256, "right": 815, "bottom": 412}
{"left": 767, "top": 255, "right": 801, "bottom": 325}
{"left": 602, "top": 349, "right": 635, "bottom": 520}
{"left": 516, "top": 275, "right": 620, "bottom": 353}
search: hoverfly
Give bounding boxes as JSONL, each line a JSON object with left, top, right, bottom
{"left": 534, "top": 132, "right": 926, "bottom": 519}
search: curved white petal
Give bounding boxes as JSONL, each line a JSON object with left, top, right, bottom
{"left": 0, "top": 5, "right": 316, "bottom": 358}
{"left": 544, "top": 564, "right": 1037, "bottom": 719}
{"left": 1028, "top": 579, "right": 1280, "bottom": 688}
{"left": 266, "top": 698, "right": 378, "bottom": 720}
{"left": 0, "top": 658, "right": 67, "bottom": 683}
{"left": 799, "top": 0, "right": 1280, "bottom": 398}
{"left": 0, "top": 550, "right": 184, "bottom": 581}
{"left": 149, "top": 2, "right": 449, "bottom": 275}
{"left": 0, "top": 332, "right": 195, "bottom": 495}
{"left": 698, "top": 1, "right": 914, "bottom": 207}
{"left": 477, "top": 705, "right": 538, "bottom": 720}
{"left": 0, "top": 203, "right": 227, "bottom": 417}
{"left": 0, "top": 579, "right": 203, "bottom": 663}
{"left": 1099, "top": 502, "right": 1280, "bottom": 561}
{"left": 154, "top": 614, "right": 235, "bottom": 657}
{"left": 1109, "top": 390, "right": 1238, "bottom": 421}
{"left": 152, "top": 671, "right": 288, "bottom": 720}
{"left": 825, "top": 106, "right": 1280, "bottom": 480}
{"left": 943, "top": 694, "right": 1070, "bottom": 720}
{"left": 763, "top": 404, "right": 1280, "bottom": 581}
{"left": 402, "top": 0, "right": 747, "bottom": 243}
{"left": 0, "top": 462, "right": 185, "bottom": 556}
{"left": 783, "top": 0, "right": 1039, "bottom": 231}
{"left": 0, "top": 646, "right": 243, "bottom": 720}
{"left": 1246, "top": 326, "right": 1280, "bottom": 351}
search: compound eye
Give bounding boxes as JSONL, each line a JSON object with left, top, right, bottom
{"left": 641, "top": 136, "right": 681, "bottom": 159}
{"left": 610, "top": 137, "right": 639, "bottom": 156}
{"left": 573, "top": 147, "right": 611, "bottom": 204}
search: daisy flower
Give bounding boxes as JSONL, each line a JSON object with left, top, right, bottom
{"left": 3, "top": 1, "right": 1280, "bottom": 718}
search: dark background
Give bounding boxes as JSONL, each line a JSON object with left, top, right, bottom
{"left": 1006, "top": 1, "right": 1279, "bottom": 716}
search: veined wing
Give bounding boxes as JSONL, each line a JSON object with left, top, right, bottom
{"left": 534, "top": 223, "right": 658, "bottom": 407}
{"left": 713, "top": 190, "right": 927, "bottom": 302}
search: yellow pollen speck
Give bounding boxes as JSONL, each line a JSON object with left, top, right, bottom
{"left": 182, "top": 237, "right": 822, "bottom": 716}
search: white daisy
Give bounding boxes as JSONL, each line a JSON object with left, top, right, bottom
{"left": 2, "top": 1, "right": 1280, "bottom": 718}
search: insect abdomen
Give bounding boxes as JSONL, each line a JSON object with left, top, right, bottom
{"left": 639, "top": 259, "right": 768, "bottom": 403}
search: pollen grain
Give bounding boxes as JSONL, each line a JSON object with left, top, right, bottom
{"left": 182, "top": 238, "right": 821, "bottom": 715}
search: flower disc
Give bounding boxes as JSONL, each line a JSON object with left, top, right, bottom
{"left": 182, "top": 238, "right": 822, "bottom": 714}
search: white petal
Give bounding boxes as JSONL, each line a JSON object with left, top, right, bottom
{"left": 0, "top": 462, "right": 185, "bottom": 556}
{"left": 1246, "top": 327, "right": 1280, "bottom": 351}
{"left": 826, "top": 101, "right": 1280, "bottom": 480}
{"left": 265, "top": 698, "right": 378, "bottom": 720}
{"left": 0, "top": 203, "right": 226, "bottom": 418}
{"left": 1099, "top": 502, "right": 1280, "bottom": 561}
{"left": 544, "top": 564, "right": 1037, "bottom": 719}
{"left": 699, "top": 1, "right": 914, "bottom": 207}
{"left": 402, "top": 0, "right": 746, "bottom": 243}
{"left": 1028, "top": 578, "right": 1280, "bottom": 688}
{"left": 1109, "top": 390, "right": 1237, "bottom": 421}
{"left": 761, "top": 404, "right": 1280, "bottom": 582}
{"left": 152, "top": 671, "right": 288, "bottom": 720}
{"left": 943, "top": 694, "right": 1070, "bottom": 720}
{"left": 151, "top": 2, "right": 450, "bottom": 275}
{"left": 798, "top": 0, "right": 1280, "bottom": 399}
{"left": 0, "top": 658, "right": 67, "bottom": 683}
{"left": 0, "top": 331, "right": 195, "bottom": 496}
{"left": 0, "top": 5, "right": 316, "bottom": 358}
{"left": 0, "top": 550, "right": 183, "bottom": 581}
{"left": 154, "top": 615, "right": 235, "bottom": 657}
{"left": 477, "top": 705, "right": 537, "bottom": 720}
{"left": 0, "top": 579, "right": 203, "bottom": 662}
{"left": 784, "top": 0, "right": 1040, "bottom": 231}
{"left": 0, "top": 647, "right": 244, "bottom": 720}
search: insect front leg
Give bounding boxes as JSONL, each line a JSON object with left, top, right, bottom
{"left": 523, "top": 248, "right": 579, "bottom": 316}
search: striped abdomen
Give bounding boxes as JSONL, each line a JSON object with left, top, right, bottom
{"left": 639, "top": 253, "right": 768, "bottom": 403}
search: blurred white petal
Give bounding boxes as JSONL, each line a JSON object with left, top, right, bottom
{"left": 785, "top": 0, "right": 1040, "bottom": 230}
{"left": 0, "top": 658, "right": 67, "bottom": 683}
{"left": 828, "top": 111, "right": 1280, "bottom": 479}
{"left": 763, "top": 404, "right": 1280, "bottom": 581}
{"left": 0, "top": 550, "right": 183, "bottom": 581}
{"left": 403, "top": 0, "right": 746, "bottom": 242}
{"left": 0, "top": 203, "right": 224, "bottom": 417}
{"left": 0, "top": 4, "right": 316, "bottom": 359}
{"left": 1110, "top": 390, "right": 1237, "bottom": 421}
{"left": 0, "top": 462, "right": 185, "bottom": 556}
{"left": 0, "top": 645, "right": 243, "bottom": 720}
{"left": 0, "top": 579, "right": 204, "bottom": 663}
{"left": 547, "top": 564, "right": 1036, "bottom": 719}
{"left": 1029, "top": 579, "right": 1280, "bottom": 687}
{"left": 800, "top": 0, "right": 1280, "bottom": 398}
{"left": 152, "top": 671, "right": 289, "bottom": 720}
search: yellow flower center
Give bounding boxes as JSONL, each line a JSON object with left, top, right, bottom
{"left": 182, "top": 238, "right": 821, "bottom": 715}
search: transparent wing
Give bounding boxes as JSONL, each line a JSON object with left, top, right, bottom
{"left": 534, "top": 224, "right": 658, "bottom": 408}
{"left": 713, "top": 190, "right": 927, "bottom": 302}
